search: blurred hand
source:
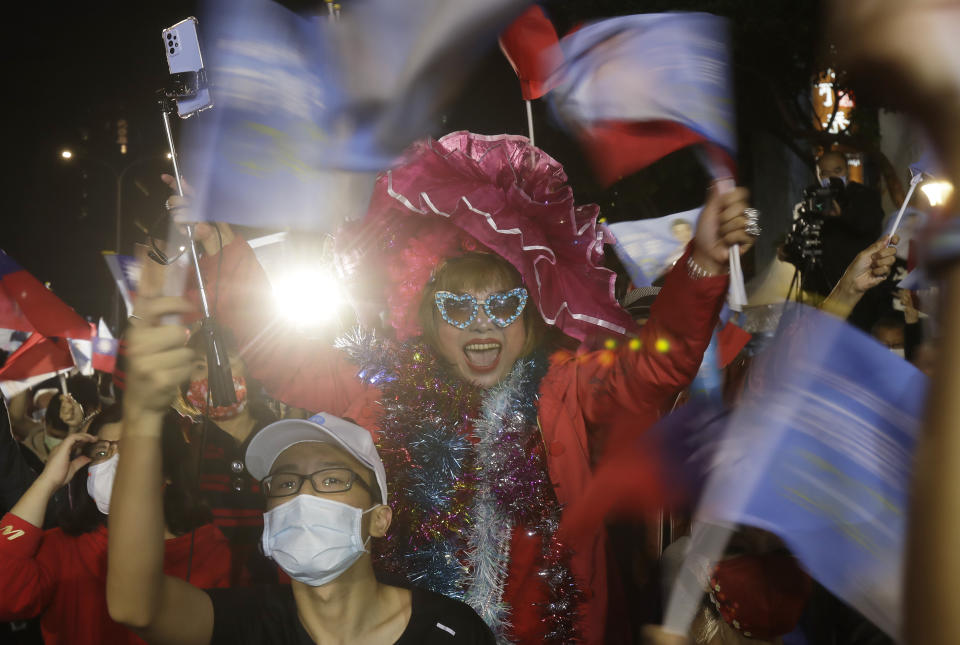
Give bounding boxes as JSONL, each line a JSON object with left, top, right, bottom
{"left": 640, "top": 625, "right": 690, "bottom": 645}
{"left": 839, "top": 234, "right": 900, "bottom": 295}
{"left": 829, "top": 0, "right": 960, "bottom": 117}
{"left": 58, "top": 394, "right": 84, "bottom": 430}
{"left": 692, "top": 184, "right": 754, "bottom": 274}
{"left": 125, "top": 296, "right": 196, "bottom": 416}
{"left": 828, "top": 0, "right": 960, "bottom": 187}
{"left": 160, "top": 174, "right": 233, "bottom": 255}
{"left": 36, "top": 432, "right": 95, "bottom": 491}
{"left": 900, "top": 288, "right": 920, "bottom": 324}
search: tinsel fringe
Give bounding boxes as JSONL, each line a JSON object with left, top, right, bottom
{"left": 338, "top": 328, "right": 582, "bottom": 643}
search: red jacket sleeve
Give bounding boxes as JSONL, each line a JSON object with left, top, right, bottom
{"left": 189, "top": 236, "right": 368, "bottom": 414}
{"left": 567, "top": 247, "right": 728, "bottom": 427}
{"left": 0, "top": 513, "right": 57, "bottom": 620}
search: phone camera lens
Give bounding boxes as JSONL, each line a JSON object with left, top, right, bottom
{"left": 175, "top": 42, "right": 179, "bottom": 47}
{"left": 166, "top": 33, "right": 173, "bottom": 40}
{"left": 169, "top": 47, "right": 175, "bottom": 54}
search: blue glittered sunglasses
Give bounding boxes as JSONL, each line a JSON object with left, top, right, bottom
{"left": 434, "top": 287, "right": 529, "bottom": 329}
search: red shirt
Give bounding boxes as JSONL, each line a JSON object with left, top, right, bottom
{"left": 0, "top": 513, "right": 232, "bottom": 645}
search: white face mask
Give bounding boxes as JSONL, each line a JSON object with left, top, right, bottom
{"left": 86, "top": 453, "right": 119, "bottom": 515}
{"left": 820, "top": 175, "right": 847, "bottom": 188}
{"left": 43, "top": 432, "right": 63, "bottom": 452}
{"left": 261, "top": 494, "right": 378, "bottom": 587}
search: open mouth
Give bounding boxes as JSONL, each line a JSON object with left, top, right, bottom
{"left": 463, "top": 340, "right": 502, "bottom": 373}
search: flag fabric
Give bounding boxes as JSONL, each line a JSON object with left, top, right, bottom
{"left": 696, "top": 306, "right": 925, "bottom": 639}
{"left": 184, "top": 0, "right": 530, "bottom": 231}
{"left": 547, "top": 13, "right": 735, "bottom": 186}
{"left": 716, "top": 319, "right": 751, "bottom": 368}
{"left": 560, "top": 396, "right": 729, "bottom": 540}
{"left": 0, "top": 366, "right": 73, "bottom": 401}
{"left": 0, "top": 329, "right": 28, "bottom": 354}
{"left": 102, "top": 252, "right": 140, "bottom": 317}
{"left": 0, "top": 250, "right": 92, "bottom": 340}
{"left": 89, "top": 318, "right": 118, "bottom": 374}
{"left": 909, "top": 145, "right": 943, "bottom": 178}
{"left": 0, "top": 333, "right": 75, "bottom": 383}
{"left": 498, "top": 5, "right": 561, "bottom": 100}
{"left": 91, "top": 336, "right": 119, "bottom": 374}
{"left": 606, "top": 207, "right": 703, "bottom": 287}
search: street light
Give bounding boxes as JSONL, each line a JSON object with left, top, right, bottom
{"left": 59, "top": 148, "right": 171, "bottom": 329}
{"left": 921, "top": 180, "right": 953, "bottom": 207}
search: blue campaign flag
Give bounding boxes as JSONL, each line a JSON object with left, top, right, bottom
{"left": 606, "top": 207, "right": 703, "bottom": 287}
{"left": 697, "top": 306, "right": 926, "bottom": 639}
{"left": 182, "top": 0, "right": 529, "bottom": 231}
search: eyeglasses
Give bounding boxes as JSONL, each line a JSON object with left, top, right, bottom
{"left": 261, "top": 467, "right": 373, "bottom": 499}
{"left": 434, "top": 287, "right": 528, "bottom": 329}
{"left": 83, "top": 439, "right": 119, "bottom": 462}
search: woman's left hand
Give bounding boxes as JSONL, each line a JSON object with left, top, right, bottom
{"left": 59, "top": 394, "right": 85, "bottom": 431}
{"left": 691, "top": 184, "right": 755, "bottom": 275}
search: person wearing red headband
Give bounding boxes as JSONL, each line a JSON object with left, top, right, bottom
{"left": 176, "top": 132, "right": 755, "bottom": 644}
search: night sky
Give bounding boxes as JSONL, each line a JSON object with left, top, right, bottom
{"left": 5, "top": 2, "right": 709, "bottom": 328}
{"left": 7, "top": 2, "right": 202, "bottom": 324}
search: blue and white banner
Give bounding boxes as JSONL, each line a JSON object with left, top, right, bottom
{"left": 182, "top": 0, "right": 528, "bottom": 231}
{"left": 606, "top": 207, "right": 702, "bottom": 287}
{"left": 696, "top": 307, "right": 925, "bottom": 638}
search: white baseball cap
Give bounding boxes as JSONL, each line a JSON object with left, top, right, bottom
{"left": 245, "top": 412, "right": 388, "bottom": 505}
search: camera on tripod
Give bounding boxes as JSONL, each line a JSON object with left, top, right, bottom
{"left": 782, "top": 177, "right": 844, "bottom": 275}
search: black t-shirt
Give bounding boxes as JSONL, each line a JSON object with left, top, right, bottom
{"left": 206, "top": 585, "right": 495, "bottom": 645}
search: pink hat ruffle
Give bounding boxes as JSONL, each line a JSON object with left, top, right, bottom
{"left": 351, "top": 131, "right": 636, "bottom": 342}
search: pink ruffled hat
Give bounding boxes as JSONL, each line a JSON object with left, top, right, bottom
{"left": 338, "top": 131, "right": 637, "bottom": 343}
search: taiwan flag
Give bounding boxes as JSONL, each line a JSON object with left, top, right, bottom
{"left": 0, "top": 332, "right": 74, "bottom": 382}
{"left": 92, "top": 321, "right": 119, "bottom": 374}
{"left": 0, "top": 249, "right": 92, "bottom": 340}
{"left": 547, "top": 13, "right": 736, "bottom": 186}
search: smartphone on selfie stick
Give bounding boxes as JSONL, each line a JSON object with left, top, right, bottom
{"left": 157, "top": 17, "right": 236, "bottom": 409}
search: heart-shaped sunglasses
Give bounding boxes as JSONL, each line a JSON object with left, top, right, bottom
{"left": 434, "top": 287, "right": 529, "bottom": 329}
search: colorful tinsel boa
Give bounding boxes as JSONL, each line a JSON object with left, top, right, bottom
{"left": 335, "top": 329, "right": 582, "bottom": 643}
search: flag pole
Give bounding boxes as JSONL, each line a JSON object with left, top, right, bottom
{"left": 525, "top": 99, "right": 536, "bottom": 147}
{"left": 696, "top": 147, "right": 748, "bottom": 311}
{"left": 888, "top": 170, "right": 924, "bottom": 241}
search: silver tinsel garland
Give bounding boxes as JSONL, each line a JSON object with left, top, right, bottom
{"left": 337, "top": 328, "right": 582, "bottom": 644}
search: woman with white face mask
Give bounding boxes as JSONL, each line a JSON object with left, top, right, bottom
{"left": 108, "top": 296, "right": 497, "bottom": 645}
{"left": 0, "top": 405, "right": 233, "bottom": 645}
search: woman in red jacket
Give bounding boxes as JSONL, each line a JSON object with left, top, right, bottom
{"left": 0, "top": 405, "right": 232, "bottom": 645}
{"left": 175, "top": 132, "right": 755, "bottom": 643}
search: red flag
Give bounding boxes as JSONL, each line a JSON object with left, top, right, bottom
{"left": 0, "top": 333, "right": 74, "bottom": 381}
{"left": 717, "top": 320, "right": 752, "bottom": 368}
{"left": 92, "top": 336, "right": 119, "bottom": 374}
{"left": 579, "top": 120, "right": 719, "bottom": 187}
{"left": 0, "top": 250, "right": 92, "bottom": 340}
{"left": 498, "top": 5, "right": 561, "bottom": 100}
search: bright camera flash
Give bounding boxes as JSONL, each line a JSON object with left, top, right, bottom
{"left": 273, "top": 268, "right": 344, "bottom": 326}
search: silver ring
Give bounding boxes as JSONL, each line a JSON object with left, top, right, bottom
{"left": 743, "top": 207, "right": 761, "bottom": 237}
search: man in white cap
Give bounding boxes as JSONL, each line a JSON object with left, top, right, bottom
{"left": 107, "top": 296, "right": 495, "bottom": 645}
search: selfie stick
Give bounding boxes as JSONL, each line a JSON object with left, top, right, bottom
{"left": 158, "top": 93, "right": 237, "bottom": 408}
